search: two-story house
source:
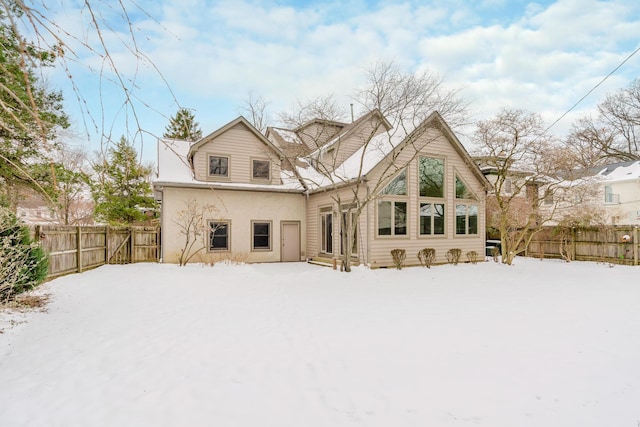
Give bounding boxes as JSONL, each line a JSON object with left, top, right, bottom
{"left": 154, "top": 110, "right": 490, "bottom": 267}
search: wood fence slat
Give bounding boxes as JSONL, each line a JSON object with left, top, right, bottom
{"left": 30, "top": 225, "right": 160, "bottom": 279}
{"left": 526, "top": 225, "right": 639, "bottom": 266}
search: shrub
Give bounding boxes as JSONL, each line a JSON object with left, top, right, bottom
{"left": 390, "top": 249, "right": 406, "bottom": 270}
{"left": 490, "top": 246, "right": 500, "bottom": 263}
{"left": 446, "top": 248, "right": 462, "bottom": 265}
{"left": 466, "top": 251, "right": 479, "bottom": 264}
{"left": 417, "top": 248, "right": 436, "bottom": 268}
{"left": 0, "top": 207, "right": 48, "bottom": 303}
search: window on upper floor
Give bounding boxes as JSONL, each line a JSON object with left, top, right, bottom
{"left": 381, "top": 170, "right": 407, "bottom": 195}
{"left": 455, "top": 175, "right": 476, "bottom": 199}
{"left": 209, "top": 155, "right": 229, "bottom": 177}
{"left": 252, "top": 159, "right": 270, "bottom": 180}
{"left": 419, "top": 157, "right": 444, "bottom": 197}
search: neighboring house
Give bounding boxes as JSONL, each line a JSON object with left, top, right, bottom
{"left": 15, "top": 188, "right": 95, "bottom": 225}
{"left": 474, "top": 156, "right": 539, "bottom": 236}
{"left": 154, "top": 111, "right": 490, "bottom": 267}
{"left": 583, "top": 160, "right": 640, "bottom": 225}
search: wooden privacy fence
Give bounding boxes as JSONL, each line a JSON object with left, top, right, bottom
{"left": 31, "top": 225, "right": 161, "bottom": 279}
{"left": 526, "top": 225, "right": 640, "bottom": 266}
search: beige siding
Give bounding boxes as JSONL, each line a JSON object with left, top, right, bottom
{"left": 193, "top": 122, "right": 282, "bottom": 184}
{"left": 161, "top": 187, "right": 306, "bottom": 264}
{"left": 365, "top": 127, "right": 486, "bottom": 267}
{"left": 298, "top": 122, "right": 343, "bottom": 151}
{"left": 306, "top": 188, "right": 368, "bottom": 262}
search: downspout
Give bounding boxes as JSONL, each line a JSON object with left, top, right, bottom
{"left": 365, "top": 178, "right": 371, "bottom": 267}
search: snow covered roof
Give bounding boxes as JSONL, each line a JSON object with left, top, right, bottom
{"left": 154, "top": 138, "right": 304, "bottom": 192}
{"left": 597, "top": 160, "right": 640, "bottom": 182}
{"left": 154, "top": 111, "right": 488, "bottom": 194}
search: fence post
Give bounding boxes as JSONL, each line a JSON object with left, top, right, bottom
{"left": 76, "top": 225, "right": 83, "bottom": 273}
{"left": 634, "top": 226, "right": 638, "bottom": 266}
{"left": 105, "top": 226, "right": 110, "bottom": 265}
{"left": 129, "top": 227, "right": 135, "bottom": 263}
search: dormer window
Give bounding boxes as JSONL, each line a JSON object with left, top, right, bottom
{"left": 209, "top": 155, "right": 228, "bottom": 177}
{"left": 252, "top": 159, "right": 270, "bottom": 180}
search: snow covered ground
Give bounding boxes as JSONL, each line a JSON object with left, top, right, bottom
{"left": 1, "top": 258, "right": 639, "bottom": 427}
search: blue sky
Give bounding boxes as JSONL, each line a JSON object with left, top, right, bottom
{"left": 35, "top": 0, "right": 640, "bottom": 164}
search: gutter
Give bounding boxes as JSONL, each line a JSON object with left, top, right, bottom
{"left": 153, "top": 181, "right": 305, "bottom": 194}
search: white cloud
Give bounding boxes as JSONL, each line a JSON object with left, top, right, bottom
{"left": 33, "top": 0, "right": 640, "bottom": 162}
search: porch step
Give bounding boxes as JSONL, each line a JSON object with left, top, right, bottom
{"left": 307, "top": 257, "right": 361, "bottom": 268}
{"left": 307, "top": 257, "right": 335, "bottom": 268}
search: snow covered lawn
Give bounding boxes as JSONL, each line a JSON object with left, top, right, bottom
{"left": 1, "top": 258, "right": 639, "bottom": 426}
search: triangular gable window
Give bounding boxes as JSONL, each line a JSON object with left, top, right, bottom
{"left": 455, "top": 175, "right": 476, "bottom": 200}
{"left": 381, "top": 170, "right": 407, "bottom": 195}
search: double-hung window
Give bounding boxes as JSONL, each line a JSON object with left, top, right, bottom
{"left": 209, "top": 221, "right": 230, "bottom": 250}
{"left": 252, "top": 221, "right": 271, "bottom": 251}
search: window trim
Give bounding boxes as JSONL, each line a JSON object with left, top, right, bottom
{"left": 208, "top": 154, "right": 230, "bottom": 179}
{"left": 251, "top": 158, "right": 271, "bottom": 182}
{"left": 454, "top": 204, "right": 479, "bottom": 236}
{"left": 418, "top": 202, "right": 446, "bottom": 237}
{"left": 319, "top": 206, "right": 333, "bottom": 254}
{"left": 209, "top": 220, "right": 231, "bottom": 251}
{"left": 418, "top": 156, "right": 445, "bottom": 198}
{"left": 376, "top": 199, "right": 408, "bottom": 238}
{"left": 251, "top": 220, "right": 272, "bottom": 251}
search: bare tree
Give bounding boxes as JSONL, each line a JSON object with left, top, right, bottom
{"left": 49, "top": 144, "right": 93, "bottom": 225}
{"left": 473, "top": 108, "right": 596, "bottom": 265}
{"left": 240, "top": 93, "right": 271, "bottom": 134}
{"left": 1, "top": 1, "right": 174, "bottom": 202}
{"left": 173, "top": 199, "right": 220, "bottom": 266}
{"left": 567, "top": 79, "right": 640, "bottom": 164}
{"left": 273, "top": 62, "right": 468, "bottom": 272}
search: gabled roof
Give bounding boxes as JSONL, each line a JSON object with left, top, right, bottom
{"left": 307, "top": 109, "right": 393, "bottom": 158}
{"left": 297, "top": 111, "right": 491, "bottom": 192}
{"left": 188, "top": 116, "right": 283, "bottom": 161}
{"left": 293, "top": 118, "right": 348, "bottom": 134}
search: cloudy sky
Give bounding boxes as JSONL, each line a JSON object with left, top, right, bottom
{"left": 38, "top": 0, "right": 640, "bottom": 163}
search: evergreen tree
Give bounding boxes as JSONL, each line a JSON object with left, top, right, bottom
{"left": 0, "top": 204, "right": 48, "bottom": 302}
{"left": 91, "top": 137, "right": 157, "bottom": 225}
{"left": 163, "top": 108, "right": 202, "bottom": 141}
{"left": 0, "top": 3, "right": 69, "bottom": 209}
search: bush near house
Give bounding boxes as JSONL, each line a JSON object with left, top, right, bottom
{"left": 0, "top": 206, "right": 48, "bottom": 302}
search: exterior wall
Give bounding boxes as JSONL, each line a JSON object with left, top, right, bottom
{"left": 297, "top": 122, "right": 343, "bottom": 151}
{"left": 321, "top": 117, "right": 388, "bottom": 168}
{"left": 306, "top": 187, "right": 368, "bottom": 262}
{"left": 365, "top": 128, "right": 486, "bottom": 267}
{"left": 602, "top": 180, "right": 640, "bottom": 225}
{"left": 192, "top": 122, "right": 282, "bottom": 184}
{"left": 161, "top": 186, "right": 306, "bottom": 264}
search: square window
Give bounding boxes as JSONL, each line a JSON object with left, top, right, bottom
{"left": 209, "top": 221, "right": 229, "bottom": 250}
{"left": 377, "top": 200, "right": 407, "bottom": 236}
{"left": 252, "top": 222, "right": 271, "bottom": 250}
{"left": 209, "top": 156, "right": 228, "bottom": 177}
{"left": 252, "top": 160, "right": 270, "bottom": 180}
